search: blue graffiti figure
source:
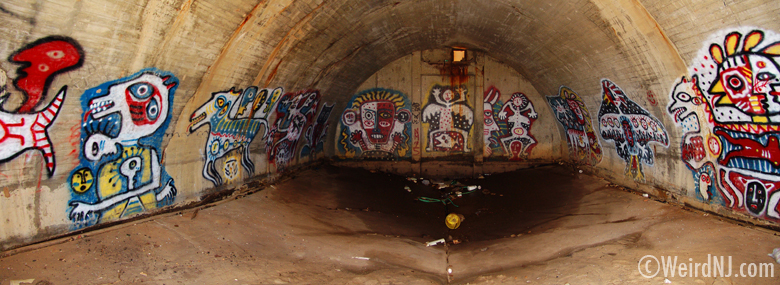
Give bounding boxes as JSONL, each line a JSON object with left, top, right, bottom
{"left": 68, "top": 68, "right": 178, "bottom": 226}
{"left": 189, "top": 86, "right": 282, "bottom": 185}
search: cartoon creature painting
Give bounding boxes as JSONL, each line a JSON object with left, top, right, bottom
{"left": 547, "top": 86, "right": 602, "bottom": 165}
{"left": 483, "top": 87, "right": 501, "bottom": 157}
{"left": 599, "top": 79, "right": 669, "bottom": 182}
{"left": 666, "top": 28, "right": 780, "bottom": 221}
{"left": 189, "top": 86, "right": 282, "bottom": 185}
{"left": 422, "top": 85, "right": 473, "bottom": 152}
{"left": 339, "top": 89, "right": 411, "bottom": 159}
{"left": 68, "top": 68, "right": 178, "bottom": 226}
{"left": 0, "top": 36, "right": 83, "bottom": 177}
{"left": 301, "top": 103, "right": 334, "bottom": 158}
{"left": 496, "top": 92, "right": 538, "bottom": 160}
{"left": 267, "top": 90, "right": 320, "bottom": 172}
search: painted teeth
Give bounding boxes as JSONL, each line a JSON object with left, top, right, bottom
{"left": 89, "top": 100, "right": 113, "bottom": 113}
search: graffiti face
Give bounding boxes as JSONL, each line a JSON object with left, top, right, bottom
{"left": 71, "top": 168, "right": 94, "bottom": 194}
{"left": 422, "top": 85, "right": 473, "bottom": 153}
{"left": 68, "top": 68, "right": 178, "bottom": 227}
{"left": 360, "top": 101, "right": 397, "bottom": 144}
{"left": 84, "top": 72, "right": 176, "bottom": 162}
{"left": 598, "top": 79, "right": 668, "bottom": 182}
{"left": 339, "top": 89, "right": 411, "bottom": 159}
{"left": 666, "top": 28, "right": 780, "bottom": 222}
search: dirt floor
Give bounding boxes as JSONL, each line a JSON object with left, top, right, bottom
{"left": 1, "top": 165, "right": 779, "bottom": 284}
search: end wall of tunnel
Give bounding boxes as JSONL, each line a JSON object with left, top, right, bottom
{"left": 1, "top": 0, "right": 780, "bottom": 250}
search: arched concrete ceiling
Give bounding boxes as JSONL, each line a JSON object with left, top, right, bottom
{"left": 195, "top": 0, "right": 686, "bottom": 104}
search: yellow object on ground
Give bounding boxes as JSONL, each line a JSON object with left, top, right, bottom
{"left": 446, "top": 213, "right": 462, "bottom": 229}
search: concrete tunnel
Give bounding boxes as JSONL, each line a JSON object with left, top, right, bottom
{"left": 2, "top": 0, "right": 780, "bottom": 283}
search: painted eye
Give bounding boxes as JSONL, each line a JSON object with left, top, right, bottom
{"left": 91, "top": 142, "right": 99, "bottom": 156}
{"left": 727, "top": 75, "right": 744, "bottom": 90}
{"left": 216, "top": 97, "right": 225, "bottom": 107}
{"left": 676, "top": 92, "right": 691, "bottom": 102}
{"left": 46, "top": 50, "right": 65, "bottom": 59}
{"left": 38, "top": 64, "right": 49, "bottom": 72}
{"left": 757, "top": 72, "right": 776, "bottom": 81}
{"left": 129, "top": 82, "right": 154, "bottom": 99}
{"left": 147, "top": 98, "right": 160, "bottom": 120}
{"left": 211, "top": 140, "right": 220, "bottom": 155}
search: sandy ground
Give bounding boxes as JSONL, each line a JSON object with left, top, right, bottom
{"left": 1, "top": 165, "right": 779, "bottom": 284}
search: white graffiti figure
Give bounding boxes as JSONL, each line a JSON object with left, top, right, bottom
{"left": 69, "top": 70, "right": 177, "bottom": 223}
{"left": 497, "top": 92, "right": 538, "bottom": 158}
{"left": 422, "top": 85, "right": 473, "bottom": 152}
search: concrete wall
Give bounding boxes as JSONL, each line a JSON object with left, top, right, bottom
{"left": 0, "top": 0, "right": 779, "bottom": 250}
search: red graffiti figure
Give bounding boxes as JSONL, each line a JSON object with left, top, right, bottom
{"left": 9, "top": 36, "right": 84, "bottom": 113}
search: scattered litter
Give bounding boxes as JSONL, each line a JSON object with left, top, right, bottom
{"left": 478, "top": 175, "right": 485, "bottom": 179}
{"left": 426, "top": 238, "right": 446, "bottom": 247}
{"left": 769, "top": 248, "right": 780, "bottom": 264}
{"left": 10, "top": 280, "right": 35, "bottom": 285}
{"left": 664, "top": 278, "right": 672, "bottom": 284}
{"left": 140, "top": 272, "right": 147, "bottom": 276}
{"left": 446, "top": 213, "right": 464, "bottom": 229}
{"left": 578, "top": 169, "right": 583, "bottom": 173}
{"left": 452, "top": 239, "right": 461, "bottom": 244}
{"left": 422, "top": 180, "right": 431, "bottom": 186}
{"left": 642, "top": 193, "right": 649, "bottom": 198}
{"left": 407, "top": 177, "right": 418, "bottom": 183}
{"left": 480, "top": 247, "right": 488, "bottom": 252}
{"left": 352, "top": 256, "right": 370, "bottom": 260}
{"left": 270, "top": 185, "right": 276, "bottom": 189}
{"left": 404, "top": 186, "right": 412, "bottom": 192}
{"left": 447, "top": 266, "right": 453, "bottom": 275}
{"left": 465, "top": 185, "right": 481, "bottom": 191}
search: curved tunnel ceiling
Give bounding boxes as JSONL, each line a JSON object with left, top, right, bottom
{"left": 198, "top": 0, "right": 687, "bottom": 103}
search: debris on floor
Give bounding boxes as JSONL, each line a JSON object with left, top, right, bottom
{"left": 352, "top": 256, "right": 370, "bottom": 260}
{"left": 769, "top": 248, "right": 780, "bottom": 264}
{"left": 426, "top": 238, "right": 445, "bottom": 247}
{"left": 413, "top": 177, "right": 487, "bottom": 207}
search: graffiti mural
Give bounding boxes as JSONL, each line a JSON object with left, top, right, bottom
{"left": 482, "top": 87, "right": 538, "bottom": 160}
{"left": 598, "top": 79, "right": 669, "bottom": 182}
{"left": 189, "top": 86, "right": 283, "bottom": 185}
{"left": 496, "top": 92, "right": 538, "bottom": 160}
{"left": 547, "top": 86, "right": 602, "bottom": 165}
{"left": 422, "top": 84, "right": 473, "bottom": 152}
{"left": 338, "top": 88, "right": 411, "bottom": 159}
{"left": 68, "top": 68, "right": 178, "bottom": 226}
{"left": 483, "top": 87, "right": 501, "bottom": 157}
{"left": 300, "top": 103, "right": 334, "bottom": 158}
{"left": 266, "top": 90, "right": 320, "bottom": 172}
{"left": 0, "top": 36, "right": 84, "bottom": 177}
{"left": 667, "top": 28, "right": 780, "bottom": 221}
